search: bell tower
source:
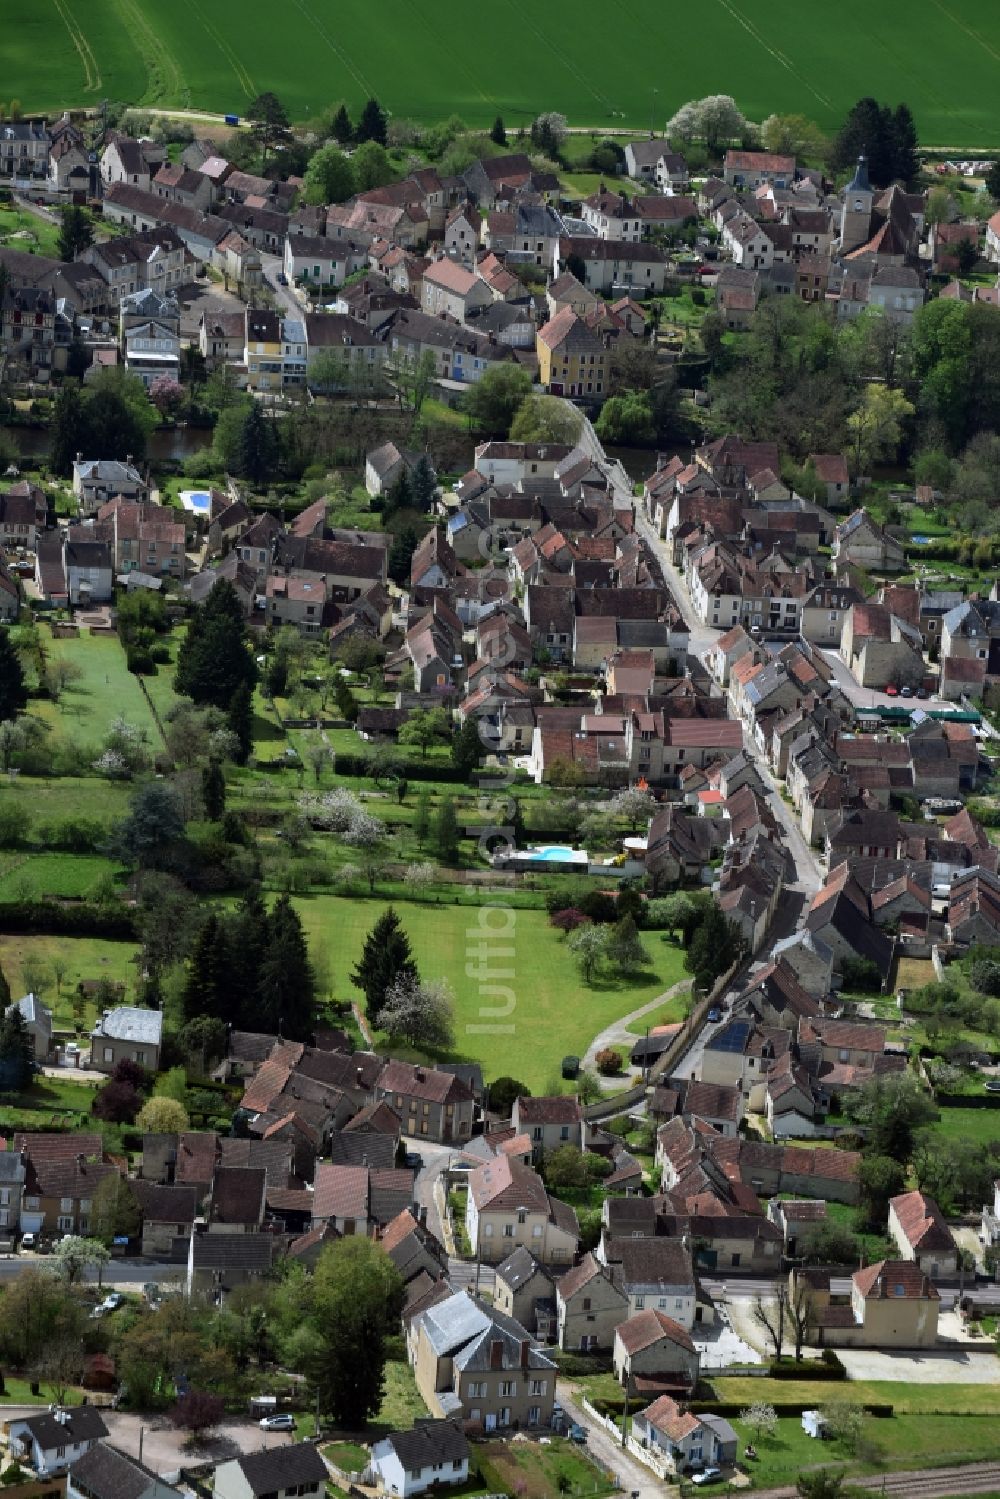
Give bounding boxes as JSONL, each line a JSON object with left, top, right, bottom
{"left": 840, "top": 153, "right": 874, "bottom": 253}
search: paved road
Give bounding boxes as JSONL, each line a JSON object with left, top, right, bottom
{"left": 557, "top": 1381, "right": 659, "bottom": 1499}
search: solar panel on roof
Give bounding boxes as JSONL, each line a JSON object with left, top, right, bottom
{"left": 706, "top": 1020, "right": 751, "bottom": 1053}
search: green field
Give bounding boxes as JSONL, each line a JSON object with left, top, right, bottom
{"left": 9, "top": 0, "right": 1000, "bottom": 143}
{"left": 33, "top": 629, "right": 166, "bottom": 746}
{"left": 293, "top": 895, "right": 686, "bottom": 1091}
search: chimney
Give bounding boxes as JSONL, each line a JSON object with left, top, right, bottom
{"left": 489, "top": 1339, "right": 504, "bottom": 1370}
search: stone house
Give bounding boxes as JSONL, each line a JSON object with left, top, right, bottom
{"left": 492, "top": 1247, "right": 556, "bottom": 1341}
{"left": 613, "top": 1310, "right": 699, "bottom": 1395}
{"left": 465, "top": 1156, "right": 577, "bottom": 1267}
{"left": 556, "top": 1251, "right": 629, "bottom": 1351}
{"left": 888, "top": 1190, "right": 958, "bottom": 1279}
{"left": 375, "top": 1061, "right": 475, "bottom": 1144}
{"left": 411, "top": 1290, "right": 557, "bottom": 1431}
{"left": 511, "top": 1095, "right": 583, "bottom": 1161}
{"left": 89, "top": 1007, "right": 162, "bottom": 1073}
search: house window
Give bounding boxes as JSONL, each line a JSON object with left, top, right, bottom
{"left": 529, "top": 1380, "right": 546, "bottom": 1395}
{"left": 635, "top": 1295, "right": 645, "bottom": 1309}
{"left": 499, "top": 1381, "right": 516, "bottom": 1397}
{"left": 503, "top": 1224, "right": 515, "bottom": 1236}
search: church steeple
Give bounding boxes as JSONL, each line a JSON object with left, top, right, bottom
{"left": 847, "top": 153, "right": 872, "bottom": 194}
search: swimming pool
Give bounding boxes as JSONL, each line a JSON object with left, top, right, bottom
{"left": 180, "top": 489, "right": 213, "bottom": 515}
{"left": 522, "top": 845, "right": 588, "bottom": 863}
{"left": 911, "top": 534, "right": 931, "bottom": 545}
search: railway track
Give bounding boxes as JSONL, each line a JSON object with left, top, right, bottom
{"left": 752, "top": 1462, "right": 1000, "bottom": 1499}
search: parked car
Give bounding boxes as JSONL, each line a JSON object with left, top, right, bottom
{"left": 692, "top": 1469, "right": 722, "bottom": 1486}
{"left": 259, "top": 1413, "right": 295, "bottom": 1431}
{"left": 102, "top": 1292, "right": 123, "bottom": 1311}
{"left": 707, "top": 1007, "right": 723, "bottom": 1023}
{"left": 568, "top": 1424, "right": 587, "bottom": 1445}
{"left": 277, "top": 272, "right": 288, "bottom": 286}
{"left": 404, "top": 1152, "right": 423, "bottom": 1171}
{"left": 985, "top": 1080, "right": 1000, "bottom": 1093}
{"left": 884, "top": 684, "right": 899, "bottom": 697}
{"left": 916, "top": 687, "right": 929, "bottom": 699}
{"left": 900, "top": 685, "right": 913, "bottom": 698}
{"left": 20, "top": 1233, "right": 35, "bottom": 1250}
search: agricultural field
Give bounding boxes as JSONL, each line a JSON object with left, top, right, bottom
{"left": 8, "top": 0, "right": 1000, "bottom": 144}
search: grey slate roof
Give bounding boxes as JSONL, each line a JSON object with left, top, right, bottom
{"left": 228, "top": 1443, "right": 328, "bottom": 1497}
{"left": 69, "top": 1442, "right": 181, "bottom": 1499}
{"left": 91, "top": 1006, "right": 162, "bottom": 1045}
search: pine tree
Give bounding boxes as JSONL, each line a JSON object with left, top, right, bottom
{"left": 890, "top": 103, "right": 920, "bottom": 188}
{"left": 490, "top": 116, "right": 506, "bottom": 146}
{"left": 227, "top": 683, "right": 253, "bottom": 764}
{"left": 0, "top": 630, "right": 27, "bottom": 722}
{"left": 409, "top": 454, "right": 437, "bottom": 512}
{"left": 452, "top": 717, "right": 482, "bottom": 777}
{"left": 176, "top": 581, "right": 257, "bottom": 712}
{"left": 352, "top": 908, "right": 417, "bottom": 1028}
{"left": 387, "top": 525, "right": 418, "bottom": 585}
{"left": 50, "top": 383, "right": 84, "bottom": 478}
{"left": 383, "top": 468, "right": 413, "bottom": 517}
{"left": 202, "top": 760, "right": 226, "bottom": 821}
{"left": 56, "top": 204, "right": 93, "bottom": 262}
{"left": 223, "top": 886, "right": 269, "bottom": 1023}
{"left": 356, "top": 97, "right": 388, "bottom": 146}
{"left": 0, "top": 1008, "right": 34, "bottom": 1092}
{"left": 237, "top": 403, "right": 279, "bottom": 484}
{"left": 686, "top": 904, "right": 740, "bottom": 992}
{"left": 331, "top": 104, "right": 353, "bottom": 144}
{"left": 257, "top": 894, "right": 316, "bottom": 1038}
{"left": 413, "top": 790, "right": 431, "bottom": 847}
{"left": 434, "top": 797, "right": 459, "bottom": 864}
{"left": 182, "top": 914, "right": 226, "bottom": 1021}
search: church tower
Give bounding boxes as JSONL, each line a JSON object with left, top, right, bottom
{"left": 839, "top": 153, "right": 874, "bottom": 253}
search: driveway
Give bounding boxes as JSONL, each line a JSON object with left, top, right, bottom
{"left": 836, "top": 1347, "right": 1000, "bottom": 1382}
{"left": 818, "top": 648, "right": 951, "bottom": 712}
{"left": 581, "top": 979, "right": 691, "bottom": 1082}
{"left": 557, "top": 1382, "right": 660, "bottom": 1499}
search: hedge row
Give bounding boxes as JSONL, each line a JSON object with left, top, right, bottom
{"left": 694, "top": 1399, "right": 894, "bottom": 1419}
{"left": 0, "top": 900, "right": 138, "bottom": 939}
{"left": 934, "top": 1093, "right": 1000, "bottom": 1111}
{"left": 768, "top": 1355, "right": 846, "bottom": 1381}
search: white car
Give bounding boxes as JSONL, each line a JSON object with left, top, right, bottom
{"left": 20, "top": 1233, "right": 35, "bottom": 1250}
{"left": 691, "top": 1469, "right": 721, "bottom": 1486}
{"left": 259, "top": 1413, "right": 295, "bottom": 1431}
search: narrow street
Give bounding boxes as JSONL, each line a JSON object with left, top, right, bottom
{"left": 557, "top": 1382, "right": 660, "bottom": 1499}
{"left": 635, "top": 511, "right": 822, "bottom": 901}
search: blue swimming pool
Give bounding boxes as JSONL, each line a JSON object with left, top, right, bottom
{"left": 524, "top": 845, "right": 586, "bottom": 862}
{"left": 180, "top": 489, "right": 212, "bottom": 514}
{"left": 911, "top": 534, "right": 931, "bottom": 545}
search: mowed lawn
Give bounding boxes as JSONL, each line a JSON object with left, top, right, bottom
{"left": 294, "top": 896, "right": 686, "bottom": 1091}
{"left": 730, "top": 1413, "right": 1000, "bottom": 1489}
{"left": 930, "top": 1104, "right": 1000, "bottom": 1146}
{"left": 2, "top": 935, "right": 139, "bottom": 1026}
{"left": 33, "top": 630, "right": 163, "bottom": 746}
{"left": 10, "top": 0, "right": 1000, "bottom": 143}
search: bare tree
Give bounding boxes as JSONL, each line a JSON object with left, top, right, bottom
{"left": 33, "top": 1337, "right": 84, "bottom": 1406}
{"left": 788, "top": 1280, "right": 817, "bottom": 1361}
{"left": 751, "top": 1282, "right": 787, "bottom": 1360}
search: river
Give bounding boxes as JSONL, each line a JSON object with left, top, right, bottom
{"left": 11, "top": 425, "right": 214, "bottom": 465}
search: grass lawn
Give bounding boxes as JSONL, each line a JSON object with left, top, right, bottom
{"left": 1, "top": 935, "right": 139, "bottom": 1024}
{"left": 710, "top": 1377, "right": 1000, "bottom": 1415}
{"left": 927, "top": 1104, "right": 1000, "bottom": 1146}
{"left": 478, "top": 1437, "right": 614, "bottom": 1499}
{"left": 0, "top": 853, "right": 120, "bottom": 901}
{"left": 33, "top": 630, "right": 163, "bottom": 747}
{"left": 292, "top": 896, "right": 687, "bottom": 1092}
{"left": 323, "top": 1442, "right": 369, "bottom": 1473}
{"left": 0, "top": 775, "right": 133, "bottom": 824}
{"left": 371, "top": 1359, "right": 428, "bottom": 1435}
{"left": 732, "top": 1412, "right": 1000, "bottom": 1489}
{"left": 0, "top": 203, "right": 61, "bottom": 259}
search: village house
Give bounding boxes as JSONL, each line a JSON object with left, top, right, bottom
{"left": 374, "top": 1061, "right": 475, "bottom": 1144}
{"left": 511, "top": 1095, "right": 583, "bottom": 1161}
{"left": 630, "top": 1397, "right": 737, "bottom": 1479}
{"left": 69, "top": 1443, "right": 183, "bottom": 1499}
{"left": 369, "top": 1422, "right": 469, "bottom": 1498}
{"left": 411, "top": 1289, "right": 557, "bottom": 1430}
{"left": 7, "top": 1409, "right": 108, "bottom": 1476}
{"left": 72, "top": 458, "right": 146, "bottom": 516}
{"left": 214, "top": 1445, "right": 327, "bottom": 1499}
{"left": 613, "top": 1309, "right": 700, "bottom": 1396}
{"left": 888, "top": 1190, "right": 958, "bottom": 1278}
{"left": 465, "top": 1156, "right": 578, "bottom": 1266}
{"left": 535, "top": 307, "right": 608, "bottom": 398}
{"left": 492, "top": 1247, "right": 556, "bottom": 1341}
{"left": 89, "top": 1006, "right": 162, "bottom": 1073}
{"left": 555, "top": 1251, "right": 629, "bottom": 1351}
